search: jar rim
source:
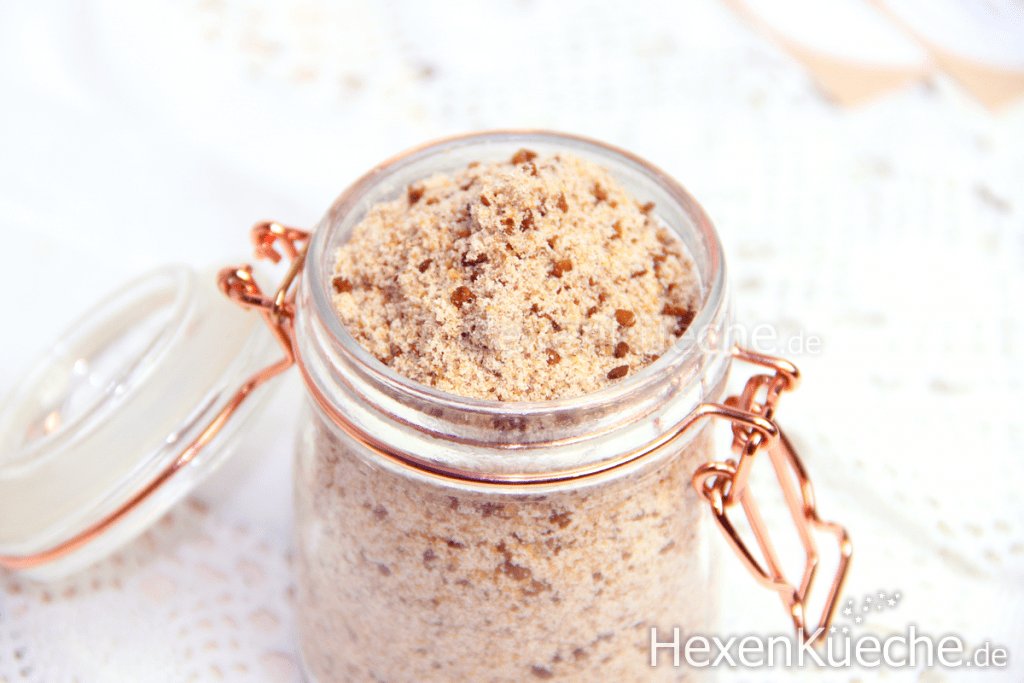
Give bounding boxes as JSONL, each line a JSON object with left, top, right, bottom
{"left": 300, "top": 129, "right": 730, "bottom": 417}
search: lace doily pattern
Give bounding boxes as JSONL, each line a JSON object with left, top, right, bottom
{"left": 1, "top": 501, "right": 299, "bottom": 683}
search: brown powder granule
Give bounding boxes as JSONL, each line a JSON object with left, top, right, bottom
{"left": 531, "top": 665, "right": 555, "bottom": 679}
{"left": 408, "top": 184, "right": 424, "bottom": 204}
{"left": 332, "top": 152, "right": 700, "bottom": 401}
{"left": 550, "top": 258, "right": 573, "bottom": 278}
{"left": 557, "top": 192, "right": 569, "bottom": 212}
{"left": 662, "top": 304, "right": 697, "bottom": 338}
{"left": 450, "top": 286, "right": 475, "bottom": 309}
{"left": 331, "top": 276, "right": 352, "bottom": 294}
{"left": 511, "top": 148, "right": 538, "bottom": 164}
{"left": 607, "top": 365, "right": 629, "bottom": 380}
{"left": 614, "top": 309, "right": 636, "bottom": 328}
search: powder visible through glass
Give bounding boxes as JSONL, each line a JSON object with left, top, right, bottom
{"left": 331, "top": 151, "right": 701, "bottom": 401}
{"left": 300, "top": 148, "right": 718, "bottom": 683}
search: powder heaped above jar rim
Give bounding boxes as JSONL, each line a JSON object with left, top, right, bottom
{"left": 331, "top": 151, "right": 701, "bottom": 402}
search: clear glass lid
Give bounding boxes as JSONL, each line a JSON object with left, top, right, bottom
{"left": 0, "top": 265, "right": 280, "bottom": 581}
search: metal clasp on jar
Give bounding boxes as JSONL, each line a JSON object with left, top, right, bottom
{"left": 693, "top": 348, "right": 852, "bottom": 645}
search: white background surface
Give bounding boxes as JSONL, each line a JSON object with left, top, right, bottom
{"left": 1, "top": 1, "right": 1023, "bottom": 681}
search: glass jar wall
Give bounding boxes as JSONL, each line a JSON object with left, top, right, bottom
{"left": 290, "top": 132, "right": 734, "bottom": 682}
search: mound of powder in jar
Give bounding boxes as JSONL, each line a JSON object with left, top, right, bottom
{"left": 331, "top": 150, "right": 701, "bottom": 401}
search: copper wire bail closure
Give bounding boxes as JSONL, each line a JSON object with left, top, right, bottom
{"left": 692, "top": 348, "right": 853, "bottom": 644}
{"left": 0, "top": 221, "right": 850, "bottom": 647}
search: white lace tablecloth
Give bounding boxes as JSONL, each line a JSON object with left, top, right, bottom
{"left": 1, "top": 1, "right": 1022, "bottom": 681}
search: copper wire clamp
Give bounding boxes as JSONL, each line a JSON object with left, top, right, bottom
{"left": 692, "top": 348, "right": 852, "bottom": 644}
{"left": 1, "top": 222, "right": 850, "bottom": 648}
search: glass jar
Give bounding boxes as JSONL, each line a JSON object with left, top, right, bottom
{"left": 0, "top": 130, "right": 849, "bottom": 681}
{"left": 290, "top": 132, "right": 733, "bottom": 682}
